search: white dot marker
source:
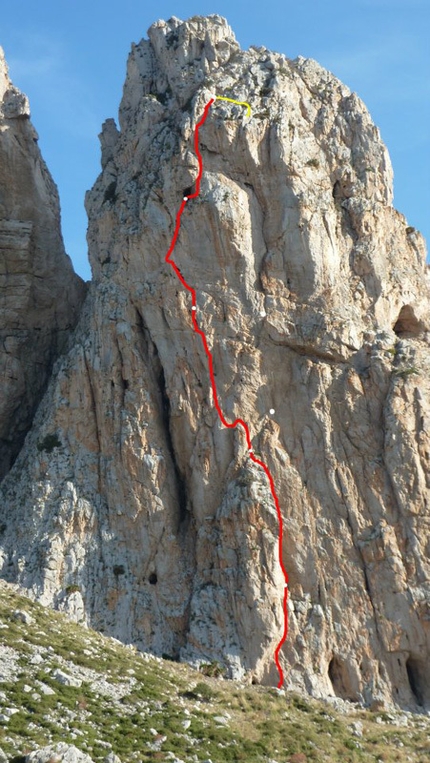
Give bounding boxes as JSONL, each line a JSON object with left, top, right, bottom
{"left": 191, "top": 306, "right": 197, "bottom": 311}
{"left": 249, "top": 448, "right": 253, "bottom": 453}
{"left": 183, "top": 196, "right": 188, "bottom": 201}
{"left": 269, "top": 408, "right": 275, "bottom": 415}
{"left": 260, "top": 311, "right": 266, "bottom": 318}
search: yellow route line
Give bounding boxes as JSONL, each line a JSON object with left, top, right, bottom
{"left": 215, "top": 95, "right": 252, "bottom": 118}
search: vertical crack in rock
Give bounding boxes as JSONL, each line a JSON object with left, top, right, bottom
{"left": 134, "top": 305, "right": 190, "bottom": 528}
{"left": 82, "top": 348, "right": 102, "bottom": 492}
{"left": 158, "top": 361, "right": 188, "bottom": 527}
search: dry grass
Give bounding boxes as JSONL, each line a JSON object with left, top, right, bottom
{"left": 0, "top": 581, "right": 429, "bottom": 762}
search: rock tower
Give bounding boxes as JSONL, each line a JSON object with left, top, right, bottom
{"left": 0, "top": 17, "right": 429, "bottom": 709}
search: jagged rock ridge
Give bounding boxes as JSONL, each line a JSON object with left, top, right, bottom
{"left": 0, "top": 16, "right": 429, "bottom": 710}
{"left": 0, "top": 48, "right": 86, "bottom": 479}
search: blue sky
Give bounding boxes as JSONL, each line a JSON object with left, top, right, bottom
{"left": 2, "top": 0, "right": 429, "bottom": 281}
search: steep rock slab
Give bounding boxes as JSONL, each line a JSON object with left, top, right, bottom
{"left": 0, "top": 16, "right": 429, "bottom": 707}
{"left": 0, "top": 47, "right": 86, "bottom": 479}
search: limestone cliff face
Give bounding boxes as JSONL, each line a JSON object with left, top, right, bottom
{"left": 0, "top": 48, "right": 87, "bottom": 479}
{"left": 0, "top": 16, "right": 429, "bottom": 709}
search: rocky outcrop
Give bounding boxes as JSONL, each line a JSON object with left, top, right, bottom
{"left": 0, "top": 16, "right": 429, "bottom": 709}
{"left": 0, "top": 47, "right": 86, "bottom": 479}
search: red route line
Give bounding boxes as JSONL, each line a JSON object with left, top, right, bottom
{"left": 165, "top": 98, "right": 289, "bottom": 688}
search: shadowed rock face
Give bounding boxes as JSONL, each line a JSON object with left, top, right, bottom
{"left": 0, "top": 16, "right": 429, "bottom": 709}
{"left": 0, "top": 48, "right": 87, "bottom": 479}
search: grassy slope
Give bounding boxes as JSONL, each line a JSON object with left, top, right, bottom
{"left": 0, "top": 582, "right": 429, "bottom": 763}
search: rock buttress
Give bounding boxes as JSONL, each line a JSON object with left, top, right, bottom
{"left": 0, "top": 48, "right": 87, "bottom": 479}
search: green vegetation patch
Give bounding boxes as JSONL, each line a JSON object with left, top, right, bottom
{"left": 1, "top": 583, "right": 430, "bottom": 762}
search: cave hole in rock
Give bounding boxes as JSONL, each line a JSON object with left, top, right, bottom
{"left": 393, "top": 305, "right": 423, "bottom": 338}
{"left": 103, "top": 180, "right": 117, "bottom": 204}
{"left": 149, "top": 572, "right": 158, "bottom": 585}
{"left": 328, "top": 656, "right": 357, "bottom": 701}
{"left": 332, "top": 180, "right": 341, "bottom": 201}
{"left": 406, "top": 657, "right": 429, "bottom": 706}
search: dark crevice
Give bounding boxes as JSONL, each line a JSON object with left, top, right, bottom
{"left": 134, "top": 306, "right": 189, "bottom": 526}
{"left": 406, "top": 657, "right": 425, "bottom": 706}
{"left": 363, "top": 567, "right": 371, "bottom": 596}
{"left": 0, "top": 342, "right": 62, "bottom": 482}
{"left": 113, "top": 336, "right": 127, "bottom": 410}
{"left": 82, "top": 350, "right": 102, "bottom": 492}
{"left": 158, "top": 365, "right": 188, "bottom": 525}
{"left": 393, "top": 304, "right": 424, "bottom": 338}
{"left": 328, "top": 656, "right": 357, "bottom": 701}
{"left": 103, "top": 180, "right": 117, "bottom": 204}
